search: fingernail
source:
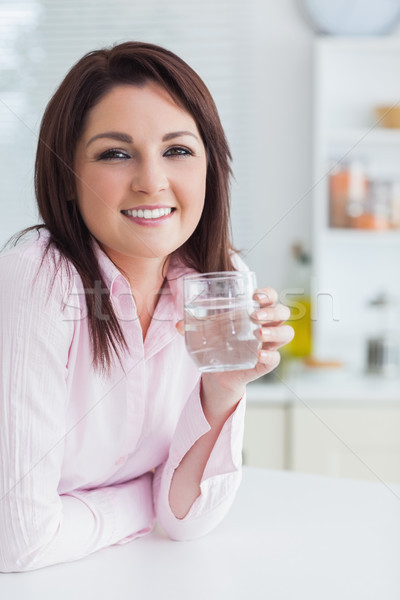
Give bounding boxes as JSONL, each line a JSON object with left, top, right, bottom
{"left": 255, "top": 292, "right": 270, "bottom": 303}
{"left": 256, "top": 310, "right": 272, "bottom": 321}
{"left": 261, "top": 326, "right": 272, "bottom": 337}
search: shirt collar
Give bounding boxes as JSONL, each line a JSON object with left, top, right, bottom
{"left": 90, "top": 237, "right": 198, "bottom": 316}
{"left": 90, "top": 237, "right": 129, "bottom": 296}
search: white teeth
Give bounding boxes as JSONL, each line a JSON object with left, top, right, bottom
{"left": 123, "top": 207, "right": 173, "bottom": 219}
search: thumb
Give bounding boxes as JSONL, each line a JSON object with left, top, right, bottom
{"left": 175, "top": 320, "right": 185, "bottom": 336}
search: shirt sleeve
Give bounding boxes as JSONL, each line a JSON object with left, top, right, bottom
{"left": 153, "top": 381, "right": 246, "bottom": 541}
{"left": 0, "top": 250, "right": 154, "bottom": 572}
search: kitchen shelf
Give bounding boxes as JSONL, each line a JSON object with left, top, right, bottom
{"left": 326, "top": 127, "right": 400, "bottom": 147}
{"left": 322, "top": 228, "right": 400, "bottom": 242}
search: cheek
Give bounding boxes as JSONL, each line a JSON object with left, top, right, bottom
{"left": 75, "top": 166, "right": 120, "bottom": 211}
{"left": 184, "top": 162, "right": 207, "bottom": 204}
{"left": 74, "top": 168, "right": 105, "bottom": 228}
{"left": 74, "top": 165, "right": 95, "bottom": 204}
{"left": 185, "top": 177, "right": 206, "bottom": 221}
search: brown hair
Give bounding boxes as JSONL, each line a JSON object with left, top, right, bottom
{"left": 5, "top": 41, "right": 237, "bottom": 375}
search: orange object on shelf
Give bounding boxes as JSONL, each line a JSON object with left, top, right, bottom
{"left": 329, "top": 168, "right": 350, "bottom": 227}
{"left": 351, "top": 179, "right": 392, "bottom": 230}
{"left": 350, "top": 213, "right": 392, "bottom": 230}
{"left": 375, "top": 105, "right": 400, "bottom": 129}
{"left": 329, "top": 161, "right": 368, "bottom": 228}
{"left": 303, "top": 357, "right": 343, "bottom": 369}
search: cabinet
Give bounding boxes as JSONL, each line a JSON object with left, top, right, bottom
{"left": 243, "top": 401, "right": 400, "bottom": 484}
{"left": 289, "top": 405, "right": 400, "bottom": 483}
{"left": 244, "top": 381, "right": 400, "bottom": 484}
{"left": 242, "top": 404, "right": 287, "bottom": 469}
{"left": 312, "top": 37, "right": 400, "bottom": 371}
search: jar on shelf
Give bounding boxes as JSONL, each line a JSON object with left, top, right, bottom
{"left": 329, "top": 159, "right": 368, "bottom": 228}
{"left": 390, "top": 181, "right": 400, "bottom": 229}
{"left": 365, "top": 293, "right": 400, "bottom": 377}
{"left": 350, "top": 179, "right": 392, "bottom": 230}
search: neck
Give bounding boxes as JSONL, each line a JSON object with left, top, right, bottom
{"left": 127, "top": 258, "right": 169, "bottom": 340}
{"left": 100, "top": 246, "right": 171, "bottom": 339}
{"left": 99, "top": 243, "right": 169, "bottom": 285}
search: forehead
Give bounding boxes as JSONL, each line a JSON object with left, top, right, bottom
{"left": 82, "top": 82, "right": 198, "bottom": 135}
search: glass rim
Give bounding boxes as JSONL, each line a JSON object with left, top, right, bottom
{"left": 183, "top": 270, "right": 255, "bottom": 283}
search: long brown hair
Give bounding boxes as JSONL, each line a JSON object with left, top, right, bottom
{"left": 4, "top": 41, "right": 237, "bottom": 375}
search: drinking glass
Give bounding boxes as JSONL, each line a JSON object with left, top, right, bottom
{"left": 183, "top": 271, "right": 261, "bottom": 372}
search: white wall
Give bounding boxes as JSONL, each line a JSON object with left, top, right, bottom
{"left": 236, "top": 0, "right": 314, "bottom": 292}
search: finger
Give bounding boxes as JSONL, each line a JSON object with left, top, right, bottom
{"left": 253, "top": 287, "right": 278, "bottom": 307}
{"left": 257, "top": 349, "right": 281, "bottom": 371}
{"left": 252, "top": 303, "right": 291, "bottom": 325}
{"left": 245, "top": 349, "right": 282, "bottom": 381}
{"left": 175, "top": 320, "right": 185, "bottom": 336}
{"left": 257, "top": 324, "right": 295, "bottom": 347}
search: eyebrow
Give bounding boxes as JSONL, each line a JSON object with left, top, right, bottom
{"left": 86, "top": 130, "right": 200, "bottom": 147}
{"left": 86, "top": 132, "right": 133, "bottom": 147}
{"left": 162, "top": 131, "right": 200, "bottom": 142}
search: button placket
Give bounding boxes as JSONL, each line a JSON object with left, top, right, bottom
{"left": 144, "top": 283, "right": 181, "bottom": 360}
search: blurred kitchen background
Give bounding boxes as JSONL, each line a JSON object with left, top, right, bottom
{"left": 1, "top": 0, "right": 400, "bottom": 483}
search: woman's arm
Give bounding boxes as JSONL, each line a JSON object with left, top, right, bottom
{"left": 0, "top": 250, "right": 154, "bottom": 572}
{"left": 168, "top": 380, "right": 242, "bottom": 519}
{"left": 154, "top": 287, "right": 293, "bottom": 538}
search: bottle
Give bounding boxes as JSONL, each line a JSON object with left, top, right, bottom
{"left": 346, "top": 160, "right": 369, "bottom": 227}
{"left": 329, "top": 160, "right": 350, "bottom": 227}
{"left": 390, "top": 180, "right": 400, "bottom": 229}
{"left": 281, "top": 243, "right": 313, "bottom": 359}
{"left": 329, "top": 159, "right": 368, "bottom": 228}
{"left": 365, "top": 293, "right": 400, "bottom": 377}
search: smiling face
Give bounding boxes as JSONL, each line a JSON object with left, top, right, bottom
{"left": 73, "top": 82, "right": 207, "bottom": 272}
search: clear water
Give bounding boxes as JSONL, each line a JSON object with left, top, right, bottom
{"left": 184, "top": 297, "right": 261, "bottom": 372}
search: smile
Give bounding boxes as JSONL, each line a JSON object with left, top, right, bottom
{"left": 121, "top": 207, "right": 174, "bottom": 219}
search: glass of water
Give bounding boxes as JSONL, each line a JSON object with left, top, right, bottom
{"left": 183, "top": 271, "right": 262, "bottom": 372}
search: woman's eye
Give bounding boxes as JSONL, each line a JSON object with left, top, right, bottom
{"left": 98, "top": 149, "right": 130, "bottom": 160}
{"left": 164, "top": 146, "right": 193, "bottom": 157}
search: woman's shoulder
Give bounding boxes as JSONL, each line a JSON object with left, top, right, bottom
{"left": 0, "top": 227, "right": 77, "bottom": 299}
{"left": 1, "top": 227, "right": 54, "bottom": 261}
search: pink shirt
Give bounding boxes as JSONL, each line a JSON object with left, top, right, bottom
{"left": 0, "top": 229, "right": 246, "bottom": 572}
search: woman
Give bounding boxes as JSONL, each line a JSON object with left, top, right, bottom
{"left": 0, "top": 42, "right": 293, "bottom": 572}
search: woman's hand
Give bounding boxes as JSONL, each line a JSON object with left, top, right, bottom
{"left": 176, "top": 287, "right": 294, "bottom": 419}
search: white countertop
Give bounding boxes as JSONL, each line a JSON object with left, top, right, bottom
{"left": 2, "top": 467, "right": 399, "bottom": 600}
{"left": 247, "top": 361, "right": 400, "bottom": 404}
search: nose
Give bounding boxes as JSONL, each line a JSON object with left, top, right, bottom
{"left": 130, "top": 157, "right": 168, "bottom": 195}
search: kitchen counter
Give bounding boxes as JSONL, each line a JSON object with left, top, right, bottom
{"left": 2, "top": 467, "right": 399, "bottom": 600}
{"left": 247, "top": 360, "right": 400, "bottom": 404}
